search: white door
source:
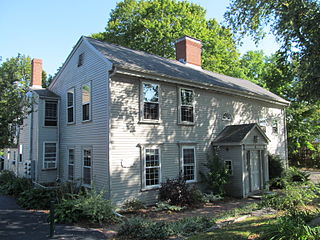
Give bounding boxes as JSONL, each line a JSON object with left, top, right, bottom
{"left": 250, "top": 150, "right": 261, "bottom": 191}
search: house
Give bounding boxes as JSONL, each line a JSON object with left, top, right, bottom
{"left": 3, "top": 36, "right": 289, "bottom": 204}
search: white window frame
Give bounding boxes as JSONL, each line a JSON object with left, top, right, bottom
{"left": 82, "top": 82, "right": 92, "bottom": 122}
{"left": 272, "top": 119, "right": 279, "bottom": 134}
{"left": 19, "top": 144, "right": 22, "bottom": 162}
{"left": 44, "top": 100, "right": 58, "bottom": 127}
{"left": 67, "top": 147, "right": 75, "bottom": 182}
{"left": 142, "top": 146, "right": 162, "bottom": 189}
{"left": 224, "top": 160, "right": 233, "bottom": 175}
{"left": 43, "top": 141, "right": 57, "bottom": 169}
{"left": 222, "top": 112, "right": 232, "bottom": 121}
{"left": 178, "top": 88, "right": 195, "bottom": 125}
{"left": 140, "top": 81, "right": 161, "bottom": 123}
{"left": 82, "top": 147, "right": 92, "bottom": 187}
{"left": 67, "top": 88, "right": 75, "bottom": 124}
{"left": 181, "top": 146, "right": 197, "bottom": 183}
{"left": 258, "top": 117, "right": 267, "bottom": 132}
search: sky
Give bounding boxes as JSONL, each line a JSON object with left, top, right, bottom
{"left": 0, "top": 0, "right": 279, "bottom": 76}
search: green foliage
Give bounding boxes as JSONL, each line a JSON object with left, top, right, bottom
{"left": 201, "top": 148, "right": 230, "bottom": 195}
{"left": 268, "top": 154, "right": 285, "bottom": 180}
{"left": 92, "top": 0, "right": 244, "bottom": 78}
{"left": 17, "top": 188, "right": 53, "bottom": 210}
{"left": 156, "top": 201, "right": 186, "bottom": 212}
{"left": 158, "top": 174, "right": 203, "bottom": 206}
{"left": 54, "top": 190, "right": 118, "bottom": 224}
{"left": 122, "top": 198, "right": 146, "bottom": 211}
{"left": 260, "top": 214, "right": 320, "bottom": 240}
{"left": 118, "top": 216, "right": 213, "bottom": 239}
{"left": 0, "top": 170, "right": 32, "bottom": 196}
{"left": 225, "top": 0, "right": 320, "bottom": 100}
{"left": 262, "top": 181, "right": 319, "bottom": 213}
{"left": 270, "top": 167, "right": 310, "bottom": 189}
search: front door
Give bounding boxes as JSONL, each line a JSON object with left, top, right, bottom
{"left": 250, "top": 150, "right": 261, "bottom": 191}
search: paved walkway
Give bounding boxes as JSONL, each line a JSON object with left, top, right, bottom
{"left": 0, "top": 195, "right": 107, "bottom": 240}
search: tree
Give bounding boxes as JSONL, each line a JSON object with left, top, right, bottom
{"left": 92, "top": 0, "right": 244, "bottom": 77}
{"left": 0, "top": 55, "right": 48, "bottom": 148}
{"left": 225, "top": 0, "right": 320, "bottom": 101}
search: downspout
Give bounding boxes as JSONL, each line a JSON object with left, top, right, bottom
{"left": 29, "top": 95, "right": 34, "bottom": 180}
{"left": 57, "top": 98, "right": 61, "bottom": 181}
{"left": 283, "top": 108, "right": 289, "bottom": 168}
{"left": 107, "top": 65, "right": 117, "bottom": 200}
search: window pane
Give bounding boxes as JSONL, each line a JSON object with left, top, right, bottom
{"left": 84, "top": 149, "right": 91, "bottom": 167}
{"left": 45, "top": 101, "right": 57, "bottom": 126}
{"left": 83, "top": 168, "right": 91, "bottom": 185}
{"left": 184, "top": 166, "right": 194, "bottom": 180}
{"left": 67, "top": 92, "right": 73, "bottom": 107}
{"left": 181, "top": 106, "right": 194, "bottom": 122}
{"left": 68, "top": 165, "right": 74, "bottom": 181}
{"left": 143, "top": 83, "right": 159, "bottom": 103}
{"left": 68, "top": 107, "right": 74, "bottom": 123}
{"left": 82, "top": 83, "right": 91, "bottom": 104}
{"left": 146, "top": 149, "right": 159, "bottom": 167}
{"left": 181, "top": 89, "right": 193, "bottom": 106}
{"left": 44, "top": 143, "right": 56, "bottom": 169}
{"left": 146, "top": 168, "right": 159, "bottom": 186}
{"left": 144, "top": 102, "right": 159, "bottom": 120}
{"left": 82, "top": 104, "right": 90, "bottom": 121}
{"left": 69, "top": 149, "right": 75, "bottom": 164}
{"left": 183, "top": 149, "right": 194, "bottom": 164}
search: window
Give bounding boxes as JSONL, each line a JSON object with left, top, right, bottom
{"left": 82, "top": 82, "right": 91, "bottom": 121}
{"left": 67, "top": 88, "right": 75, "bottom": 123}
{"left": 182, "top": 146, "right": 196, "bottom": 182}
{"left": 45, "top": 101, "right": 58, "bottom": 126}
{"left": 180, "top": 88, "right": 194, "bottom": 123}
{"left": 68, "top": 148, "right": 75, "bottom": 181}
{"left": 13, "top": 151, "right": 16, "bottom": 161}
{"left": 225, "top": 160, "right": 233, "bottom": 175}
{"left": 43, "top": 142, "right": 57, "bottom": 169}
{"left": 78, "top": 53, "right": 84, "bottom": 67}
{"left": 272, "top": 120, "right": 278, "bottom": 134}
{"left": 83, "top": 148, "right": 92, "bottom": 185}
{"left": 222, "top": 112, "right": 232, "bottom": 121}
{"left": 19, "top": 145, "right": 22, "bottom": 162}
{"left": 142, "top": 83, "right": 159, "bottom": 120}
{"left": 144, "top": 148, "right": 161, "bottom": 188}
{"left": 258, "top": 118, "right": 267, "bottom": 132}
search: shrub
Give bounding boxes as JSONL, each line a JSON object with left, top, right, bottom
{"left": 122, "top": 198, "right": 146, "bottom": 211}
{"left": 269, "top": 167, "right": 310, "bottom": 189}
{"left": 156, "top": 201, "right": 186, "bottom": 212}
{"left": 201, "top": 148, "right": 230, "bottom": 195}
{"left": 268, "top": 154, "right": 284, "bottom": 180}
{"left": 260, "top": 214, "right": 320, "bottom": 240}
{"left": 118, "top": 217, "right": 171, "bottom": 239}
{"left": 55, "top": 190, "right": 118, "bottom": 224}
{"left": 0, "top": 171, "right": 32, "bottom": 196}
{"left": 201, "top": 193, "right": 223, "bottom": 203}
{"left": 158, "top": 174, "right": 203, "bottom": 206}
{"left": 17, "top": 188, "right": 53, "bottom": 209}
{"left": 118, "top": 216, "right": 213, "bottom": 239}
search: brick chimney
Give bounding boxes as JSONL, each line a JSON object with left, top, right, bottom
{"left": 31, "top": 58, "right": 43, "bottom": 89}
{"left": 175, "top": 36, "right": 202, "bottom": 68}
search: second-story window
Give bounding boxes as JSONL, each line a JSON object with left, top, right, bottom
{"left": 272, "top": 120, "right": 278, "bottom": 134}
{"left": 45, "top": 101, "right": 58, "bottom": 126}
{"left": 82, "top": 82, "right": 91, "bottom": 121}
{"left": 180, "top": 88, "right": 194, "bottom": 123}
{"left": 143, "top": 83, "right": 159, "bottom": 120}
{"left": 67, "top": 88, "right": 75, "bottom": 124}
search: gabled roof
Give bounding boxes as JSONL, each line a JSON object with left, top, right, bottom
{"left": 212, "top": 123, "right": 269, "bottom": 144}
{"left": 84, "top": 36, "right": 289, "bottom": 106}
{"left": 32, "top": 89, "right": 59, "bottom": 99}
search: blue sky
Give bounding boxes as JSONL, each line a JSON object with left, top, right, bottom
{"left": 0, "top": 0, "right": 279, "bottom": 76}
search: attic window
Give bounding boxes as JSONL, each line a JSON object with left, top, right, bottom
{"left": 222, "top": 113, "right": 232, "bottom": 121}
{"left": 78, "top": 53, "right": 84, "bottom": 67}
{"left": 272, "top": 120, "right": 278, "bottom": 134}
{"left": 258, "top": 118, "right": 267, "bottom": 132}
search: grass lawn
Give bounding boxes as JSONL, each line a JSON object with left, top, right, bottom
{"left": 188, "top": 214, "right": 278, "bottom": 240}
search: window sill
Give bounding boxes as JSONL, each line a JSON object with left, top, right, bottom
{"left": 178, "top": 122, "right": 195, "bottom": 126}
{"left": 186, "top": 180, "right": 197, "bottom": 184}
{"left": 67, "top": 122, "right": 76, "bottom": 125}
{"left": 141, "top": 185, "right": 160, "bottom": 192}
{"left": 43, "top": 126, "right": 58, "bottom": 128}
{"left": 82, "top": 119, "right": 92, "bottom": 124}
{"left": 82, "top": 184, "right": 92, "bottom": 189}
{"left": 42, "top": 168, "right": 57, "bottom": 171}
{"left": 139, "top": 120, "right": 161, "bottom": 125}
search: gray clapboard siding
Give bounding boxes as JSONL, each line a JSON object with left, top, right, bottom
{"left": 109, "top": 73, "right": 286, "bottom": 204}
{"left": 49, "top": 39, "right": 112, "bottom": 195}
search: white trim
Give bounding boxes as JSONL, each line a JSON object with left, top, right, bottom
{"left": 176, "top": 36, "right": 202, "bottom": 45}
{"left": 142, "top": 145, "right": 162, "bottom": 190}
{"left": 140, "top": 81, "right": 161, "bottom": 123}
{"left": 82, "top": 146, "right": 93, "bottom": 187}
{"left": 81, "top": 81, "right": 92, "bottom": 122}
{"left": 178, "top": 87, "right": 195, "bottom": 125}
{"left": 42, "top": 141, "right": 58, "bottom": 169}
{"left": 66, "top": 88, "right": 75, "bottom": 124}
{"left": 181, "top": 146, "right": 197, "bottom": 183}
